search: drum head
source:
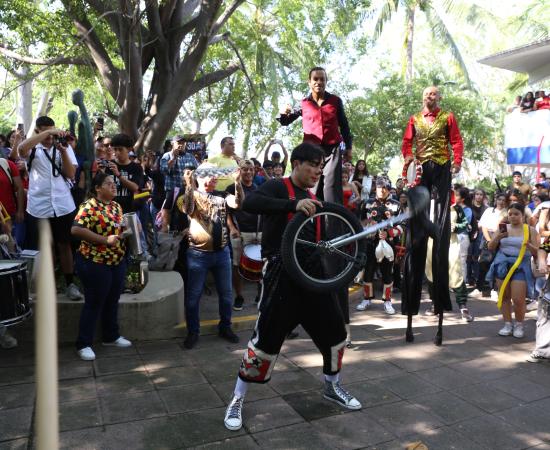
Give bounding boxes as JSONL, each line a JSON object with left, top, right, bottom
{"left": 406, "top": 161, "right": 417, "bottom": 185}
{"left": 243, "top": 244, "right": 262, "bottom": 261}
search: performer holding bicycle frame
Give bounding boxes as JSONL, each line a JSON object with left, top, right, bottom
{"left": 223, "top": 143, "right": 361, "bottom": 432}
{"left": 401, "top": 86, "right": 464, "bottom": 318}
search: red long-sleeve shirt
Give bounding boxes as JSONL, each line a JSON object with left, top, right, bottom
{"left": 401, "top": 108, "right": 464, "bottom": 166}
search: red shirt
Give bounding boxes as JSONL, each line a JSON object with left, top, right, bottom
{"left": 401, "top": 107, "right": 464, "bottom": 166}
{"left": 536, "top": 96, "right": 550, "bottom": 110}
{"left": 0, "top": 159, "right": 20, "bottom": 215}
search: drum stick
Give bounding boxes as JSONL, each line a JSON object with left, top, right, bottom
{"left": 133, "top": 191, "right": 151, "bottom": 200}
{"left": 35, "top": 220, "right": 59, "bottom": 450}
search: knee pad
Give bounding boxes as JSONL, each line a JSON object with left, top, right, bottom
{"left": 238, "top": 341, "right": 277, "bottom": 383}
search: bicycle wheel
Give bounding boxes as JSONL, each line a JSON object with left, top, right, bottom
{"left": 281, "top": 202, "right": 366, "bottom": 292}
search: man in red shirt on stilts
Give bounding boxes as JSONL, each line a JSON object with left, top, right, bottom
{"left": 400, "top": 86, "right": 464, "bottom": 336}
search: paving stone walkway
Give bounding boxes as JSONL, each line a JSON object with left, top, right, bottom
{"left": 1, "top": 291, "right": 550, "bottom": 449}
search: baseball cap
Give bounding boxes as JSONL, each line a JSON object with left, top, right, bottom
{"left": 171, "top": 135, "right": 186, "bottom": 142}
{"left": 512, "top": 171, "right": 522, "bottom": 176}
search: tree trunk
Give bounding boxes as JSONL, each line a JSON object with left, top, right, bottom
{"left": 16, "top": 66, "right": 33, "bottom": 133}
{"left": 405, "top": 7, "right": 415, "bottom": 84}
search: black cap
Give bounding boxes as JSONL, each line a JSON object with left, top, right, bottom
{"left": 512, "top": 171, "right": 522, "bottom": 176}
{"left": 171, "top": 135, "right": 186, "bottom": 143}
{"left": 376, "top": 177, "right": 391, "bottom": 188}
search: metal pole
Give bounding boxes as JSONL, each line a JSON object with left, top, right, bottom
{"left": 35, "top": 220, "right": 59, "bottom": 450}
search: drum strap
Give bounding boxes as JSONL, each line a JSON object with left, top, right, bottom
{"left": 283, "top": 177, "right": 321, "bottom": 241}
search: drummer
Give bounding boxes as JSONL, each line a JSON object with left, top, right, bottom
{"left": 226, "top": 160, "right": 262, "bottom": 310}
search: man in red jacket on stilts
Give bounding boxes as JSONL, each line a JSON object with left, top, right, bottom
{"left": 277, "top": 66, "right": 353, "bottom": 204}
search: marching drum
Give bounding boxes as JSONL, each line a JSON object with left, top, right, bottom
{"left": 0, "top": 260, "right": 32, "bottom": 326}
{"left": 238, "top": 244, "right": 263, "bottom": 282}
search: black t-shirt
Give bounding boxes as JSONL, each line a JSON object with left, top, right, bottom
{"left": 115, "top": 161, "right": 144, "bottom": 213}
{"left": 145, "top": 164, "right": 166, "bottom": 210}
{"left": 226, "top": 182, "right": 260, "bottom": 233}
{"left": 242, "top": 178, "right": 310, "bottom": 258}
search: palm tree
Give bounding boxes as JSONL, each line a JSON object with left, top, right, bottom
{"left": 372, "top": 0, "right": 473, "bottom": 88}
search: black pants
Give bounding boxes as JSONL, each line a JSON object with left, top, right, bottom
{"left": 402, "top": 161, "right": 452, "bottom": 315}
{"left": 238, "top": 258, "right": 347, "bottom": 383}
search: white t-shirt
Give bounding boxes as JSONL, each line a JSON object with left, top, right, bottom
{"left": 478, "top": 207, "right": 506, "bottom": 232}
{"left": 27, "top": 143, "right": 78, "bottom": 218}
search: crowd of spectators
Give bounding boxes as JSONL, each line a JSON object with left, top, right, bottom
{"left": 2, "top": 116, "right": 549, "bottom": 363}
{"left": 507, "top": 90, "right": 550, "bottom": 113}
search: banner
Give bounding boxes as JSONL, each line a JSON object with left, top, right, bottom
{"left": 505, "top": 109, "right": 550, "bottom": 165}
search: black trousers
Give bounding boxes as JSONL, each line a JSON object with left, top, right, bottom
{"left": 402, "top": 161, "right": 452, "bottom": 315}
{"left": 363, "top": 241, "right": 394, "bottom": 285}
{"left": 238, "top": 258, "right": 347, "bottom": 383}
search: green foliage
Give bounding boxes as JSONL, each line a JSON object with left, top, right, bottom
{"left": 348, "top": 70, "right": 503, "bottom": 174}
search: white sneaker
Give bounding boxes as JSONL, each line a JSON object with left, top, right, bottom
{"left": 490, "top": 290, "right": 499, "bottom": 302}
{"left": 498, "top": 322, "right": 513, "bottom": 336}
{"left": 224, "top": 395, "right": 244, "bottom": 431}
{"left": 323, "top": 380, "right": 362, "bottom": 410}
{"left": 77, "top": 347, "right": 96, "bottom": 361}
{"left": 102, "top": 336, "right": 132, "bottom": 347}
{"left": 513, "top": 322, "right": 525, "bottom": 339}
{"left": 0, "top": 330, "right": 18, "bottom": 349}
{"left": 66, "top": 283, "right": 84, "bottom": 301}
{"left": 383, "top": 301, "right": 396, "bottom": 315}
{"left": 468, "top": 289, "right": 482, "bottom": 298}
{"left": 356, "top": 299, "right": 371, "bottom": 311}
{"left": 526, "top": 300, "right": 538, "bottom": 311}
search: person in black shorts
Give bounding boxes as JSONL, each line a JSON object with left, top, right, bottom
{"left": 223, "top": 143, "right": 361, "bottom": 432}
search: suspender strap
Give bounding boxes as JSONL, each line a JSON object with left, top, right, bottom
{"left": 283, "top": 177, "right": 321, "bottom": 241}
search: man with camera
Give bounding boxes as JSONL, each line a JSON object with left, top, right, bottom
{"left": 159, "top": 135, "right": 198, "bottom": 231}
{"left": 18, "top": 115, "right": 83, "bottom": 300}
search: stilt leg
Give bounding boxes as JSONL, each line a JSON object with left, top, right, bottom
{"left": 434, "top": 311, "right": 443, "bottom": 346}
{"left": 405, "top": 314, "right": 414, "bottom": 342}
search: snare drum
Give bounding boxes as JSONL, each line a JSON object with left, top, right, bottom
{"left": 238, "top": 244, "right": 263, "bottom": 282}
{"left": 0, "top": 260, "right": 32, "bottom": 326}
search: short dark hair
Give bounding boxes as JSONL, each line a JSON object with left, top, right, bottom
{"left": 110, "top": 133, "right": 134, "bottom": 148}
{"left": 220, "top": 136, "right": 233, "bottom": 148}
{"left": 90, "top": 172, "right": 112, "bottom": 197}
{"left": 263, "top": 160, "right": 274, "bottom": 169}
{"left": 508, "top": 202, "right": 525, "bottom": 215}
{"left": 308, "top": 66, "right": 326, "bottom": 79}
{"left": 271, "top": 151, "right": 281, "bottom": 159}
{"left": 457, "top": 187, "right": 469, "bottom": 201}
{"left": 36, "top": 116, "right": 55, "bottom": 128}
{"left": 512, "top": 170, "right": 522, "bottom": 176}
{"left": 273, "top": 163, "right": 283, "bottom": 170}
{"left": 290, "top": 142, "right": 324, "bottom": 165}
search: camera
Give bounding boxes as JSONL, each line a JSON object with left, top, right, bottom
{"left": 54, "top": 135, "right": 68, "bottom": 146}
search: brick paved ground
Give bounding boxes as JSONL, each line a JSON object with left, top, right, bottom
{"left": 1, "top": 289, "right": 550, "bottom": 449}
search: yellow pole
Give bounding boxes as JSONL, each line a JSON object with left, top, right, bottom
{"left": 35, "top": 220, "right": 59, "bottom": 450}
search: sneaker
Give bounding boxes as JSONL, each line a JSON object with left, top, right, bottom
{"left": 224, "top": 395, "right": 244, "bottom": 431}
{"left": 468, "top": 288, "right": 482, "bottom": 298}
{"left": 356, "top": 299, "right": 371, "bottom": 311}
{"left": 219, "top": 327, "right": 239, "bottom": 344}
{"left": 233, "top": 295, "right": 244, "bottom": 311}
{"left": 481, "top": 289, "right": 492, "bottom": 298}
{"left": 498, "top": 322, "right": 513, "bottom": 336}
{"left": 490, "top": 290, "right": 499, "bottom": 302}
{"left": 526, "top": 300, "right": 538, "bottom": 311}
{"left": 424, "top": 305, "right": 435, "bottom": 316}
{"left": 323, "top": 380, "right": 362, "bottom": 410}
{"left": 383, "top": 301, "right": 396, "bottom": 315}
{"left": 77, "top": 347, "right": 96, "bottom": 361}
{"left": 183, "top": 332, "right": 199, "bottom": 349}
{"left": 513, "top": 322, "right": 524, "bottom": 339}
{"left": 0, "top": 330, "right": 17, "bottom": 349}
{"left": 66, "top": 283, "right": 84, "bottom": 301}
{"left": 460, "top": 308, "right": 474, "bottom": 322}
{"left": 526, "top": 352, "right": 549, "bottom": 363}
{"left": 102, "top": 336, "right": 132, "bottom": 347}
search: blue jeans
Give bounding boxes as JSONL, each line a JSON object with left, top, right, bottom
{"left": 75, "top": 254, "right": 127, "bottom": 350}
{"left": 185, "top": 246, "right": 232, "bottom": 334}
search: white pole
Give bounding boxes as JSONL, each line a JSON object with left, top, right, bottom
{"left": 35, "top": 220, "right": 59, "bottom": 450}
